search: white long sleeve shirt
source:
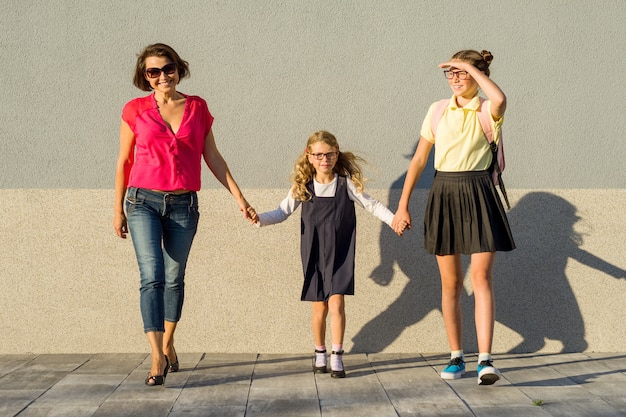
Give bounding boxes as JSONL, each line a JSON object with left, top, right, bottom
{"left": 257, "top": 175, "right": 394, "bottom": 227}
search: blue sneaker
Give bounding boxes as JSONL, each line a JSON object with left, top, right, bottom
{"left": 477, "top": 360, "right": 500, "bottom": 385}
{"left": 441, "top": 356, "right": 465, "bottom": 379}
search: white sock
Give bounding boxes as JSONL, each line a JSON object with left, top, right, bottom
{"left": 330, "top": 344, "right": 343, "bottom": 371}
{"left": 478, "top": 353, "right": 492, "bottom": 364}
{"left": 315, "top": 346, "right": 327, "bottom": 367}
{"left": 451, "top": 350, "right": 464, "bottom": 360}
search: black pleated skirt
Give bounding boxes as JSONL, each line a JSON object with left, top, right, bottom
{"left": 424, "top": 170, "right": 515, "bottom": 255}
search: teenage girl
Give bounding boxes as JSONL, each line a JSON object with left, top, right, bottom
{"left": 392, "top": 50, "right": 515, "bottom": 385}
{"left": 254, "top": 131, "right": 404, "bottom": 378}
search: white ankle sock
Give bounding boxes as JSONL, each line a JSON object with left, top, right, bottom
{"left": 315, "top": 346, "right": 327, "bottom": 367}
{"left": 330, "top": 345, "right": 343, "bottom": 371}
{"left": 478, "top": 353, "right": 492, "bottom": 363}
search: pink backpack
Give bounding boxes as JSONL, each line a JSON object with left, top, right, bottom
{"left": 431, "top": 98, "right": 510, "bottom": 209}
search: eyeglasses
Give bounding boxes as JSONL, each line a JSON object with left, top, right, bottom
{"left": 145, "top": 63, "right": 177, "bottom": 79}
{"left": 308, "top": 151, "right": 339, "bottom": 160}
{"left": 443, "top": 70, "right": 469, "bottom": 80}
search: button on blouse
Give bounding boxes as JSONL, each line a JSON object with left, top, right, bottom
{"left": 122, "top": 93, "right": 214, "bottom": 191}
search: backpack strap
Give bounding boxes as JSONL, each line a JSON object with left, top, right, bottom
{"left": 477, "top": 98, "right": 494, "bottom": 143}
{"left": 477, "top": 98, "right": 510, "bottom": 209}
{"left": 430, "top": 97, "right": 510, "bottom": 209}
{"left": 430, "top": 99, "right": 449, "bottom": 137}
{"left": 477, "top": 98, "right": 505, "bottom": 172}
{"left": 432, "top": 98, "right": 495, "bottom": 144}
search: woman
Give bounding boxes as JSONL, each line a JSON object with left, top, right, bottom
{"left": 113, "top": 43, "right": 257, "bottom": 386}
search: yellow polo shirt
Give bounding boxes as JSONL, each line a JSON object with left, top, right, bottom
{"left": 420, "top": 94, "right": 503, "bottom": 172}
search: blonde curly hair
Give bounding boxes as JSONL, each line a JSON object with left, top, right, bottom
{"left": 291, "top": 131, "right": 366, "bottom": 201}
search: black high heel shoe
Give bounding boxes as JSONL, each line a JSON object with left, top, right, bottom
{"left": 168, "top": 356, "right": 179, "bottom": 373}
{"left": 145, "top": 356, "right": 170, "bottom": 386}
{"left": 167, "top": 348, "right": 179, "bottom": 373}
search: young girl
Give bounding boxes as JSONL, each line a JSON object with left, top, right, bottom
{"left": 392, "top": 50, "right": 515, "bottom": 385}
{"left": 254, "top": 131, "right": 403, "bottom": 378}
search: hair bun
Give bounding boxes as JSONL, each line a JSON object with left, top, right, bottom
{"left": 481, "top": 50, "right": 494, "bottom": 66}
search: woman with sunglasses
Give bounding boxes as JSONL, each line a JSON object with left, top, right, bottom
{"left": 113, "top": 43, "right": 257, "bottom": 386}
{"left": 392, "top": 50, "right": 515, "bottom": 385}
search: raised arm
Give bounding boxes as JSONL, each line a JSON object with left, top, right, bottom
{"left": 439, "top": 60, "right": 507, "bottom": 119}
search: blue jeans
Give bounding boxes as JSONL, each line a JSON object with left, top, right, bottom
{"left": 125, "top": 187, "right": 199, "bottom": 333}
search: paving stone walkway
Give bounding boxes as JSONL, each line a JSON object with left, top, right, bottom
{"left": 1, "top": 352, "right": 625, "bottom": 416}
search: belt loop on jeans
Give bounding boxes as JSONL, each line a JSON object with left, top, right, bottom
{"left": 161, "top": 193, "right": 168, "bottom": 216}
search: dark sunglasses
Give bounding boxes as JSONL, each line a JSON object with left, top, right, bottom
{"left": 145, "top": 63, "right": 177, "bottom": 79}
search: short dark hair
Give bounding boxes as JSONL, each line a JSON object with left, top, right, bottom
{"left": 133, "top": 43, "right": 190, "bottom": 91}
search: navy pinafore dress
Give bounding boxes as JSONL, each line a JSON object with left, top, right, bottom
{"left": 300, "top": 176, "right": 356, "bottom": 301}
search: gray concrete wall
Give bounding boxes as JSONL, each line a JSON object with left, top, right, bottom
{"left": 1, "top": 1, "right": 625, "bottom": 354}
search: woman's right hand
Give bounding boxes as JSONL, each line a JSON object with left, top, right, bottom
{"left": 114, "top": 212, "right": 128, "bottom": 239}
{"left": 114, "top": 120, "right": 135, "bottom": 240}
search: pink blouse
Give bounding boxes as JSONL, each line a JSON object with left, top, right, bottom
{"left": 122, "top": 93, "right": 214, "bottom": 191}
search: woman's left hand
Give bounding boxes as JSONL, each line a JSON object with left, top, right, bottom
{"left": 240, "top": 202, "right": 259, "bottom": 223}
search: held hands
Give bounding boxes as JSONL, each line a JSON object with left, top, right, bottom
{"left": 241, "top": 203, "right": 259, "bottom": 224}
{"left": 391, "top": 209, "right": 412, "bottom": 236}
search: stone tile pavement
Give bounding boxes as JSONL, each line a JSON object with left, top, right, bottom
{"left": 1, "top": 352, "right": 625, "bottom": 416}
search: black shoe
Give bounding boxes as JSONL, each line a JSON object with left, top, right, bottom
{"left": 330, "top": 350, "right": 346, "bottom": 378}
{"left": 166, "top": 348, "right": 179, "bottom": 373}
{"left": 313, "top": 349, "right": 328, "bottom": 373}
{"left": 168, "top": 357, "right": 179, "bottom": 373}
{"left": 145, "top": 356, "right": 169, "bottom": 386}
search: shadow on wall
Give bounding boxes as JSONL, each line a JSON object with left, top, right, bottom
{"left": 352, "top": 152, "right": 625, "bottom": 354}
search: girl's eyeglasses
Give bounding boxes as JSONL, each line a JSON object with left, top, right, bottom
{"left": 145, "top": 63, "right": 177, "bottom": 79}
{"left": 443, "top": 70, "right": 469, "bottom": 80}
{"left": 308, "top": 152, "right": 338, "bottom": 161}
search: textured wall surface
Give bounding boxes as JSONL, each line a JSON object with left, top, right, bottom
{"left": 1, "top": 1, "right": 625, "bottom": 189}
{"left": 1, "top": 1, "right": 625, "bottom": 354}
{"left": 1, "top": 189, "right": 624, "bottom": 354}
